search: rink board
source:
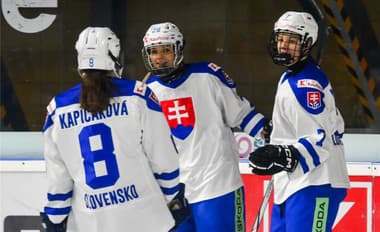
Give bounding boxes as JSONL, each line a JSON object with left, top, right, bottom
{"left": 241, "top": 162, "right": 380, "bottom": 232}
{"left": 1, "top": 132, "right": 379, "bottom": 231}
{"left": 0, "top": 161, "right": 379, "bottom": 232}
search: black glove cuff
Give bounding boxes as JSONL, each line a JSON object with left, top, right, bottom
{"left": 40, "top": 212, "right": 67, "bottom": 232}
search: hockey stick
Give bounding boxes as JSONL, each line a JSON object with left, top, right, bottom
{"left": 309, "top": 0, "right": 330, "bottom": 66}
{"left": 251, "top": 177, "right": 274, "bottom": 232}
{"left": 316, "top": 24, "right": 331, "bottom": 66}
{"left": 296, "top": 0, "right": 330, "bottom": 66}
{"left": 141, "top": 72, "right": 151, "bottom": 84}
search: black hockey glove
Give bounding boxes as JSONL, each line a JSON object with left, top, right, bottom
{"left": 249, "top": 145, "right": 299, "bottom": 175}
{"left": 168, "top": 183, "right": 191, "bottom": 230}
{"left": 40, "top": 212, "right": 67, "bottom": 232}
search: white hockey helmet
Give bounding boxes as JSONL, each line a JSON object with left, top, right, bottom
{"left": 75, "top": 27, "right": 123, "bottom": 77}
{"left": 142, "top": 22, "right": 184, "bottom": 76}
{"left": 269, "top": 11, "right": 318, "bottom": 66}
{"left": 274, "top": 11, "right": 318, "bottom": 46}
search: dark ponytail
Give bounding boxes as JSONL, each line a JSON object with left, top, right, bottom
{"left": 80, "top": 70, "right": 114, "bottom": 113}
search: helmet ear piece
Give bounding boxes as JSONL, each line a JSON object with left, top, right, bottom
{"left": 300, "top": 37, "right": 313, "bottom": 59}
{"left": 177, "top": 39, "right": 185, "bottom": 60}
{"left": 181, "top": 39, "right": 186, "bottom": 50}
{"left": 306, "top": 37, "right": 313, "bottom": 48}
{"left": 180, "top": 39, "right": 186, "bottom": 57}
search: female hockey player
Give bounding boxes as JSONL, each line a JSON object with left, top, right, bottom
{"left": 249, "top": 11, "right": 350, "bottom": 232}
{"left": 40, "top": 27, "right": 184, "bottom": 232}
{"left": 141, "top": 22, "right": 270, "bottom": 231}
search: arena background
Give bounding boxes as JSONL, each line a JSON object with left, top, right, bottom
{"left": 1, "top": 0, "right": 380, "bottom": 231}
{"left": 1, "top": 0, "right": 379, "bottom": 131}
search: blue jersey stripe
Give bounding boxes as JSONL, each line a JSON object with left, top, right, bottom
{"left": 161, "top": 184, "right": 179, "bottom": 195}
{"left": 43, "top": 112, "right": 55, "bottom": 132}
{"left": 53, "top": 78, "right": 138, "bottom": 109}
{"left": 297, "top": 152, "right": 310, "bottom": 173}
{"left": 299, "top": 138, "right": 321, "bottom": 167}
{"left": 154, "top": 169, "right": 179, "bottom": 180}
{"left": 147, "top": 62, "right": 236, "bottom": 89}
{"left": 47, "top": 191, "right": 73, "bottom": 201}
{"left": 43, "top": 78, "right": 163, "bottom": 131}
{"left": 248, "top": 117, "right": 265, "bottom": 137}
{"left": 144, "top": 88, "right": 162, "bottom": 112}
{"left": 240, "top": 110, "right": 258, "bottom": 131}
{"left": 54, "top": 85, "right": 81, "bottom": 109}
{"left": 44, "top": 206, "right": 71, "bottom": 215}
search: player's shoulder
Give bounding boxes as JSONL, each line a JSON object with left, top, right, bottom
{"left": 189, "top": 62, "right": 236, "bottom": 88}
{"left": 287, "top": 62, "right": 330, "bottom": 114}
{"left": 111, "top": 77, "right": 140, "bottom": 96}
{"left": 129, "top": 80, "right": 161, "bottom": 112}
{"left": 187, "top": 61, "right": 217, "bottom": 73}
{"left": 43, "top": 84, "right": 81, "bottom": 131}
{"left": 98, "top": 77, "right": 161, "bottom": 112}
{"left": 145, "top": 75, "right": 160, "bottom": 85}
{"left": 53, "top": 84, "right": 82, "bottom": 109}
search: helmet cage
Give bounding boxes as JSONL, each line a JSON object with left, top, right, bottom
{"left": 269, "top": 11, "right": 318, "bottom": 66}
{"left": 142, "top": 42, "right": 183, "bottom": 76}
{"left": 141, "top": 22, "right": 184, "bottom": 77}
{"left": 268, "top": 30, "right": 312, "bottom": 66}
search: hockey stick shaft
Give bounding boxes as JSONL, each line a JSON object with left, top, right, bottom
{"left": 309, "top": 0, "right": 330, "bottom": 66}
{"left": 297, "top": 0, "right": 330, "bottom": 66}
{"left": 141, "top": 72, "right": 151, "bottom": 84}
{"left": 251, "top": 177, "right": 274, "bottom": 232}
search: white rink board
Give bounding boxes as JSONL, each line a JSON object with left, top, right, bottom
{"left": 0, "top": 160, "right": 379, "bottom": 232}
{"left": 0, "top": 132, "right": 379, "bottom": 231}
{"left": 0, "top": 163, "right": 46, "bottom": 232}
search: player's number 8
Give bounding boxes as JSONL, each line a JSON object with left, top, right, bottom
{"left": 79, "top": 123, "right": 120, "bottom": 189}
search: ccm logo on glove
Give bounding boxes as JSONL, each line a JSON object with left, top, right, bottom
{"left": 248, "top": 145, "right": 299, "bottom": 175}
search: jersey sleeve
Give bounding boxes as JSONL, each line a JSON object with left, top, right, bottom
{"left": 141, "top": 87, "right": 180, "bottom": 203}
{"left": 287, "top": 80, "right": 344, "bottom": 175}
{"left": 43, "top": 98, "right": 74, "bottom": 224}
{"left": 208, "top": 63, "right": 266, "bottom": 137}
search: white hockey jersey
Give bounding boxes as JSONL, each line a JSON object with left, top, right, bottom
{"left": 147, "top": 62, "right": 265, "bottom": 203}
{"left": 270, "top": 61, "right": 350, "bottom": 204}
{"left": 42, "top": 78, "right": 179, "bottom": 232}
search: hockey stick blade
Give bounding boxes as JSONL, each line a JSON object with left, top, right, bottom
{"left": 251, "top": 177, "right": 274, "bottom": 232}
